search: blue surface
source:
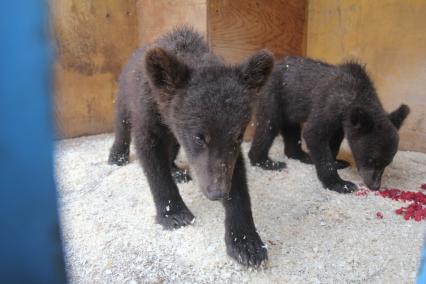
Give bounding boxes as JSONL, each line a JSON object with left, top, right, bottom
{"left": 0, "top": 1, "right": 66, "bottom": 283}
{"left": 418, "top": 244, "right": 426, "bottom": 284}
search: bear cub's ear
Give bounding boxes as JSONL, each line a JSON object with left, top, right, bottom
{"left": 239, "top": 49, "right": 274, "bottom": 90}
{"left": 145, "top": 47, "right": 190, "bottom": 94}
{"left": 350, "top": 107, "right": 375, "bottom": 133}
{"left": 388, "top": 104, "right": 410, "bottom": 130}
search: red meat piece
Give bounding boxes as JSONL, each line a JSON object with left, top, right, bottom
{"left": 376, "top": 212, "right": 384, "bottom": 219}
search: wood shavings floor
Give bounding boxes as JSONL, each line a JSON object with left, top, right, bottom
{"left": 56, "top": 134, "right": 426, "bottom": 283}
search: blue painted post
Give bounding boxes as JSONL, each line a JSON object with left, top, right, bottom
{"left": 418, "top": 243, "right": 426, "bottom": 284}
{"left": 0, "top": 1, "right": 66, "bottom": 283}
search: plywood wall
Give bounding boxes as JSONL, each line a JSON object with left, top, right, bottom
{"left": 137, "top": 0, "right": 207, "bottom": 45}
{"left": 53, "top": 0, "right": 206, "bottom": 138}
{"left": 306, "top": 0, "right": 426, "bottom": 152}
{"left": 208, "top": 0, "right": 306, "bottom": 63}
{"left": 53, "top": 0, "right": 139, "bottom": 138}
{"left": 53, "top": 1, "right": 426, "bottom": 152}
{"left": 54, "top": 0, "right": 306, "bottom": 138}
{"left": 208, "top": 0, "right": 306, "bottom": 138}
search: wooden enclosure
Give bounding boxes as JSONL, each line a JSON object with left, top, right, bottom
{"left": 53, "top": 0, "right": 306, "bottom": 139}
{"left": 52, "top": 0, "right": 139, "bottom": 138}
{"left": 53, "top": 0, "right": 426, "bottom": 152}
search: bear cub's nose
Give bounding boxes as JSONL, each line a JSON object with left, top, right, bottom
{"left": 206, "top": 185, "right": 228, "bottom": 201}
{"left": 368, "top": 182, "right": 381, "bottom": 191}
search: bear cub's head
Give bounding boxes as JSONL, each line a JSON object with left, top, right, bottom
{"left": 346, "top": 104, "right": 410, "bottom": 190}
{"left": 145, "top": 47, "right": 274, "bottom": 200}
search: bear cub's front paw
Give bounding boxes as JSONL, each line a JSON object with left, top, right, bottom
{"left": 156, "top": 200, "right": 195, "bottom": 230}
{"left": 225, "top": 229, "right": 268, "bottom": 267}
{"left": 253, "top": 158, "right": 286, "bottom": 171}
{"left": 328, "top": 180, "right": 358, "bottom": 193}
{"left": 171, "top": 168, "right": 192, "bottom": 183}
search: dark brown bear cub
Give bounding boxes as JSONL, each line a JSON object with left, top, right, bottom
{"left": 249, "top": 56, "right": 409, "bottom": 193}
{"left": 108, "top": 26, "right": 273, "bottom": 267}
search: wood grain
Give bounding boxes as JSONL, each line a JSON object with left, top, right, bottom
{"left": 208, "top": 0, "right": 306, "bottom": 63}
{"left": 137, "top": 0, "right": 207, "bottom": 45}
{"left": 53, "top": 0, "right": 306, "bottom": 139}
{"left": 52, "top": 0, "right": 139, "bottom": 138}
{"left": 207, "top": 0, "right": 306, "bottom": 139}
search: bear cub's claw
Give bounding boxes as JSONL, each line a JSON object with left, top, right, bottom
{"left": 253, "top": 158, "right": 286, "bottom": 171}
{"left": 328, "top": 180, "right": 358, "bottom": 194}
{"left": 171, "top": 168, "right": 192, "bottom": 183}
{"left": 156, "top": 200, "right": 195, "bottom": 230}
{"left": 226, "top": 229, "right": 268, "bottom": 268}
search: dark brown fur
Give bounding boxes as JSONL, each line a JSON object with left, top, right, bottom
{"left": 249, "top": 56, "right": 410, "bottom": 193}
{"left": 108, "top": 27, "right": 274, "bottom": 267}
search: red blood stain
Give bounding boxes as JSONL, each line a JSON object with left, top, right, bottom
{"left": 376, "top": 212, "right": 384, "bottom": 219}
{"left": 421, "top": 184, "right": 426, "bottom": 190}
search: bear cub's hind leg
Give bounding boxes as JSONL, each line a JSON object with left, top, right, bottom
{"left": 281, "top": 122, "right": 350, "bottom": 169}
{"left": 281, "top": 122, "right": 311, "bottom": 164}
{"left": 248, "top": 114, "right": 286, "bottom": 171}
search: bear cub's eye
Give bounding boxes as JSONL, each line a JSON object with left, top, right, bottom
{"left": 236, "top": 132, "right": 244, "bottom": 143}
{"left": 194, "top": 134, "right": 206, "bottom": 146}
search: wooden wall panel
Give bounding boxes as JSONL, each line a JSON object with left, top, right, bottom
{"left": 208, "top": 0, "right": 306, "bottom": 139}
{"left": 53, "top": 0, "right": 307, "bottom": 140}
{"left": 52, "top": 0, "right": 139, "bottom": 138}
{"left": 307, "top": 0, "right": 426, "bottom": 152}
{"left": 137, "top": 0, "right": 207, "bottom": 45}
{"left": 207, "top": 0, "right": 306, "bottom": 63}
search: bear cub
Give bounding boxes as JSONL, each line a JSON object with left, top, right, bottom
{"left": 249, "top": 56, "right": 410, "bottom": 193}
{"left": 108, "top": 26, "right": 274, "bottom": 267}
